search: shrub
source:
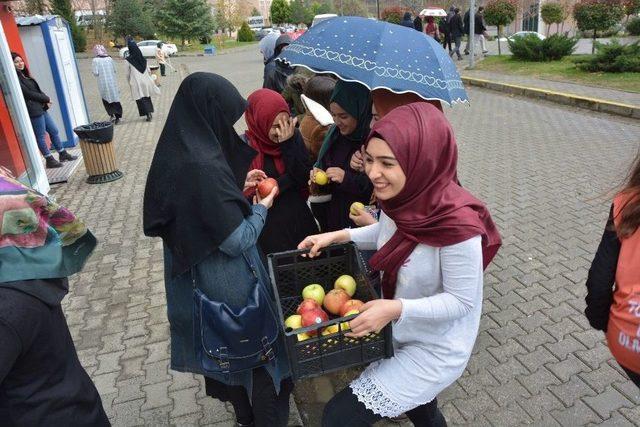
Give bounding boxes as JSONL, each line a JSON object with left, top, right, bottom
{"left": 381, "top": 6, "right": 406, "bottom": 24}
{"left": 484, "top": 0, "right": 518, "bottom": 54}
{"left": 574, "top": 39, "right": 640, "bottom": 71}
{"left": 237, "top": 22, "right": 254, "bottom": 42}
{"left": 627, "top": 17, "right": 640, "bottom": 35}
{"left": 508, "top": 33, "right": 577, "bottom": 61}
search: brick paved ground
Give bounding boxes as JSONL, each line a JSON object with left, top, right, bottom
{"left": 461, "top": 68, "right": 640, "bottom": 107}
{"left": 49, "top": 50, "right": 640, "bottom": 426}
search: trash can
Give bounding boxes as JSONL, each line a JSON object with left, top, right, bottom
{"left": 149, "top": 65, "right": 160, "bottom": 86}
{"left": 73, "top": 122, "right": 123, "bottom": 184}
{"left": 203, "top": 45, "right": 216, "bottom": 56}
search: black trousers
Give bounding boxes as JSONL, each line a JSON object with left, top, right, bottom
{"left": 159, "top": 63, "right": 166, "bottom": 76}
{"left": 102, "top": 99, "right": 123, "bottom": 119}
{"left": 622, "top": 365, "right": 640, "bottom": 389}
{"left": 442, "top": 33, "right": 452, "bottom": 52}
{"left": 205, "top": 368, "right": 293, "bottom": 427}
{"left": 135, "top": 97, "right": 154, "bottom": 116}
{"left": 322, "top": 387, "right": 447, "bottom": 427}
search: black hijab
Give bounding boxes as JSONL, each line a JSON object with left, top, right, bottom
{"left": 125, "top": 38, "right": 147, "bottom": 74}
{"left": 143, "top": 73, "right": 257, "bottom": 277}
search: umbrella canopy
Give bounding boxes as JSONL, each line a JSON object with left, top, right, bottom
{"left": 277, "top": 17, "right": 468, "bottom": 106}
{"left": 420, "top": 8, "right": 447, "bottom": 17}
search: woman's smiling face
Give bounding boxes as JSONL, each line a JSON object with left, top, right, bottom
{"left": 330, "top": 102, "right": 358, "bottom": 136}
{"left": 364, "top": 137, "right": 406, "bottom": 200}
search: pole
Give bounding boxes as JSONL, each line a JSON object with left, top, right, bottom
{"left": 469, "top": 0, "right": 476, "bottom": 69}
{"left": 376, "top": 0, "right": 380, "bottom": 19}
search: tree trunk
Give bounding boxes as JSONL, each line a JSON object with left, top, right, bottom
{"left": 497, "top": 26, "right": 502, "bottom": 55}
{"left": 592, "top": 29, "right": 596, "bottom": 54}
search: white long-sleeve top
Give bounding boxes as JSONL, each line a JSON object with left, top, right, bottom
{"left": 348, "top": 212, "right": 483, "bottom": 417}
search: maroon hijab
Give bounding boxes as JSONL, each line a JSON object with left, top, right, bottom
{"left": 367, "top": 103, "right": 501, "bottom": 299}
{"left": 245, "top": 89, "right": 290, "bottom": 176}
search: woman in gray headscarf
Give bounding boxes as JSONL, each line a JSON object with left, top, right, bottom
{"left": 259, "top": 32, "right": 279, "bottom": 64}
{"left": 92, "top": 44, "right": 123, "bottom": 124}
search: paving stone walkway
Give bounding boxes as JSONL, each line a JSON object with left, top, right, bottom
{"left": 48, "top": 50, "right": 640, "bottom": 426}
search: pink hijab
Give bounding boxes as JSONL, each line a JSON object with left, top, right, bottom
{"left": 367, "top": 103, "right": 501, "bottom": 298}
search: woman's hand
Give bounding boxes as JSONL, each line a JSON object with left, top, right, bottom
{"left": 297, "top": 230, "right": 350, "bottom": 258}
{"left": 244, "top": 169, "right": 267, "bottom": 191}
{"left": 350, "top": 149, "right": 364, "bottom": 172}
{"left": 346, "top": 300, "right": 403, "bottom": 338}
{"left": 275, "top": 116, "right": 297, "bottom": 143}
{"left": 349, "top": 208, "right": 377, "bottom": 227}
{"left": 309, "top": 167, "right": 323, "bottom": 186}
{"left": 255, "top": 186, "right": 278, "bottom": 209}
{"left": 325, "top": 167, "right": 345, "bottom": 184}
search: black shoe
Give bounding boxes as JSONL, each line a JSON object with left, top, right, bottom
{"left": 59, "top": 150, "right": 77, "bottom": 162}
{"left": 482, "top": 50, "right": 489, "bottom": 54}
{"left": 464, "top": 50, "right": 469, "bottom": 55}
{"left": 114, "top": 117, "right": 121, "bottom": 125}
{"left": 146, "top": 113, "right": 152, "bottom": 122}
{"left": 46, "top": 156, "right": 63, "bottom": 168}
{"left": 458, "top": 56, "right": 463, "bottom": 60}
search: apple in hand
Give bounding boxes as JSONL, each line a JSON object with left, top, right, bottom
{"left": 302, "top": 284, "right": 325, "bottom": 305}
{"left": 297, "top": 298, "right": 320, "bottom": 315}
{"left": 257, "top": 177, "right": 279, "bottom": 199}
{"left": 301, "top": 308, "right": 329, "bottom": 335}
{"left": 334, "top": 275, "right": 357, "bottom": 297}
{"left": 350, "top": 202, "right": 365, "bottom": 216}
{"left": 323, "top": 289, "right": 351, "bottom": 315}
{"left": 284, "top": 314, "right": 302, "bottom": 330}
{"left": 339, "top": 299, "right": 364, "bottom": 317}
{"left": 314, "top": 170, "right": 329, "bottom": 186}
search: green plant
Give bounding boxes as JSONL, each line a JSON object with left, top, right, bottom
{"left": 484, "top": 0, "right": 518, "bottom": 55}
{"left": 627, "top": 17, "right": 640, "bottom": 35}
{"left": 624, "top": 0, "right": 640, "bottom": 18}
{"left": 381, "top": 6, "right": 406, "bottom": 24}
{"left": 508, "top": 33, "right": 577, "bottom": 61}
{"left": 108, "top": 0, "right": 154, "bottom": 41}
{"left": 574, "top": 39, "right": 640, "bottom": 71}
{"left": 541, "top": 2, "right": 566, "bottom": 35}
{"left": 237, "top": 22, "right": 254, "bottom": 42}
{"left": 271, "top": 0, "right": 292, "bottom": 25}
{"left": 51, "top": 0, "right": 87, "bottom": 52}
{"left": 157, "top": 0, "right": 215, "bottom": 45}
{"left": 573, "top": 0, "right": 625, "bottom": 53}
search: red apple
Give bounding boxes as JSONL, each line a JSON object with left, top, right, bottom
{"left": 339, "top": 299, "right": 365, "bottom": 317}
{"left": 297, "top": 298, "right": 320, "bottom": 315}
{"left": 257, "top": 177, "right": 279, "bottom": 199}
{"left": 301, "top": 308, "right": 329, "bottom": 335}
{"left": 323, "top": 289, "right": 351, "bottom": 315}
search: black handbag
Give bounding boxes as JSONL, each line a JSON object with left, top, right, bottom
{"left": 192, "top": 253, "right": 279, "bottom": 375}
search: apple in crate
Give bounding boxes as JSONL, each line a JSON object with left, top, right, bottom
{"left": 339, "top": 299, "right": 364, "bottom": 317}
{"left": 302, "top": 284, "right": 325, "bottom": 305}
{"left": 322, "top": 324, "right": 340, "bottom": 336}
{"left": 284, "top": 314, "right": 302, "bottom": 330}
{"left": 301, "top": 308, "right": 329, "bottom": 336}
{"left": 296, "top": 298, "right": 320, "bottom": 315}
{"left": 323, "top": 289, "right": 350, "bottom": 315}
{"left": 334, "top": 274, "right": 356, "bottom": 297}
{"left": 341, "top": 309, "right": 360, "bottom": 331}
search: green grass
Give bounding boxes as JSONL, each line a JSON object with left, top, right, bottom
{"left": 177, "top": 38, "right": 258, "bottom": 53}
{"left": 473, "top": 55, "right": 640, "bottom": 93}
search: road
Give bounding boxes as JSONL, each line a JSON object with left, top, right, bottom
{"left": 52, "top": 47, "right": 640, "bottom": 426}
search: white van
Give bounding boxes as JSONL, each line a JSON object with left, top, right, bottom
{"left": 311, "top": 14, "right": 338, "bottom": 27}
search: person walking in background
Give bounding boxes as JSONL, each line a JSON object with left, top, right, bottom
{"left": 424, "top": 16, "right": 440, "bottom": 41}
{"left": 91, "top": 44, "right": 123, "bottom": 124}
{"left": 441, "top": 7, "right": 455, "bottom": 53}
{"left": 156, "top": 42, "right": 167, "bottom": 77}
{"left": 585, "top": 153, "right": 640, "bottom": 388}
{"left": 464, "top": 7, "right": 489, "bottom": 55}
{"left": 299, "top": 103, "right": 501, "bottom": 427}
{"left": 12, "top": 52, "right": 77, "bottom": 169}
{"left": 0, "top": 170, "right": 109, "bottom": 426}
{"left": 125, "top": 38, "right": 159, "bottom": 122}
{"left": 413, "top": 14, "right": 423, "bottom": 32}
{"left": 449, "top": 8, "right": 465, "bottom": 60}
{"left": 400, "top": 12, "right": 414, "bottom": 28}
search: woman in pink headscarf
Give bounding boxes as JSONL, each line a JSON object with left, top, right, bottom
{"left": 91, "top": 44, "right": 123, "bottom": 123}
{"left": 299, "top": 103, "right": 501, "bottom": 426}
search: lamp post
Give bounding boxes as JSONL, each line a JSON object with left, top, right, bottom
{"left": 469, "top": 0, "right": 476, "bottom": 69}
{"left": 376, "top": 0, "right": 380, "bottom": 19}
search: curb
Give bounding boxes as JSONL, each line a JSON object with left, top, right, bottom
{"left": 461, "top": 76, "right": 640, "bottom": 119}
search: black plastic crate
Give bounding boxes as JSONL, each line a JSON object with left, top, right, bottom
{"left": 268, "top": 242, "right": 393, "bottom": 381}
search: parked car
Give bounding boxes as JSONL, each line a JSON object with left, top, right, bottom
{"left": 499, "top": 31, "right": 546, "bottom": 42}
{"left": 120, "top": 40, "right": 178, "bottom": 58}
{"left": 255, "top": 27, "right": 278, "bottom": 40}
{"left": 312, "top": 14, "right": 338, "bottom": 27}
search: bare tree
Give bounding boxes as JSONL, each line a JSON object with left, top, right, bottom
{"left": 401, "top": 0, "right": 424, "bottom": 14}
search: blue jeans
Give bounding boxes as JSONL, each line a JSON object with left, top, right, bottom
{"left": 30, "top": 112, "right": 64, "bottom": 157}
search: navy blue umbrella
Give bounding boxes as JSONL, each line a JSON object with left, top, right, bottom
{"left": 277, "top": 17, "right": 469, "bottom": 106}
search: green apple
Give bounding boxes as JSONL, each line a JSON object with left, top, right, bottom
{"left": 284, "top": 314, "right": 302, "bottom": 330}
{"left": 334, "top": 275, "right": 357, "bottom": 297}
{"left": 302, "top": 284, "right": 325, "bottom": 305}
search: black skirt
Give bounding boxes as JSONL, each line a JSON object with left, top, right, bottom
{"left": 102, "top": 99, "right": 123, "bottom": 118}
{"left": 135, "top": 97, "right": 154, "bottom": 116}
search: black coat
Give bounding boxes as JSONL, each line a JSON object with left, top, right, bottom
{"left": 17, "top": 72, "right": 49, "bottom": 118}
{"left": 463, "top": 10, "right": 487, "bottom": 35}
{"left": 263, "top": 58, "right": 294, "bottom": 94}
{"left": 450, "top": 14, "right": 465, "bottom": 38}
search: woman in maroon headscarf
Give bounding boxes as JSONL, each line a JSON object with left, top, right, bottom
{"left": 299, "top": 103, "right": 501, "bottom": 426}
{"left": 243, "top": 89, "right": 318, "bottom": 258}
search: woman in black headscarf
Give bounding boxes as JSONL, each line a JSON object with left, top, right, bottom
{"left": 125, "top": 37, "right": 159, "bottom": 121}
{"left": 143, "top": 73, "right": 292, "bottom": 427}
{"left": 263, "top": 34, "right": 294, "bottom": 94}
